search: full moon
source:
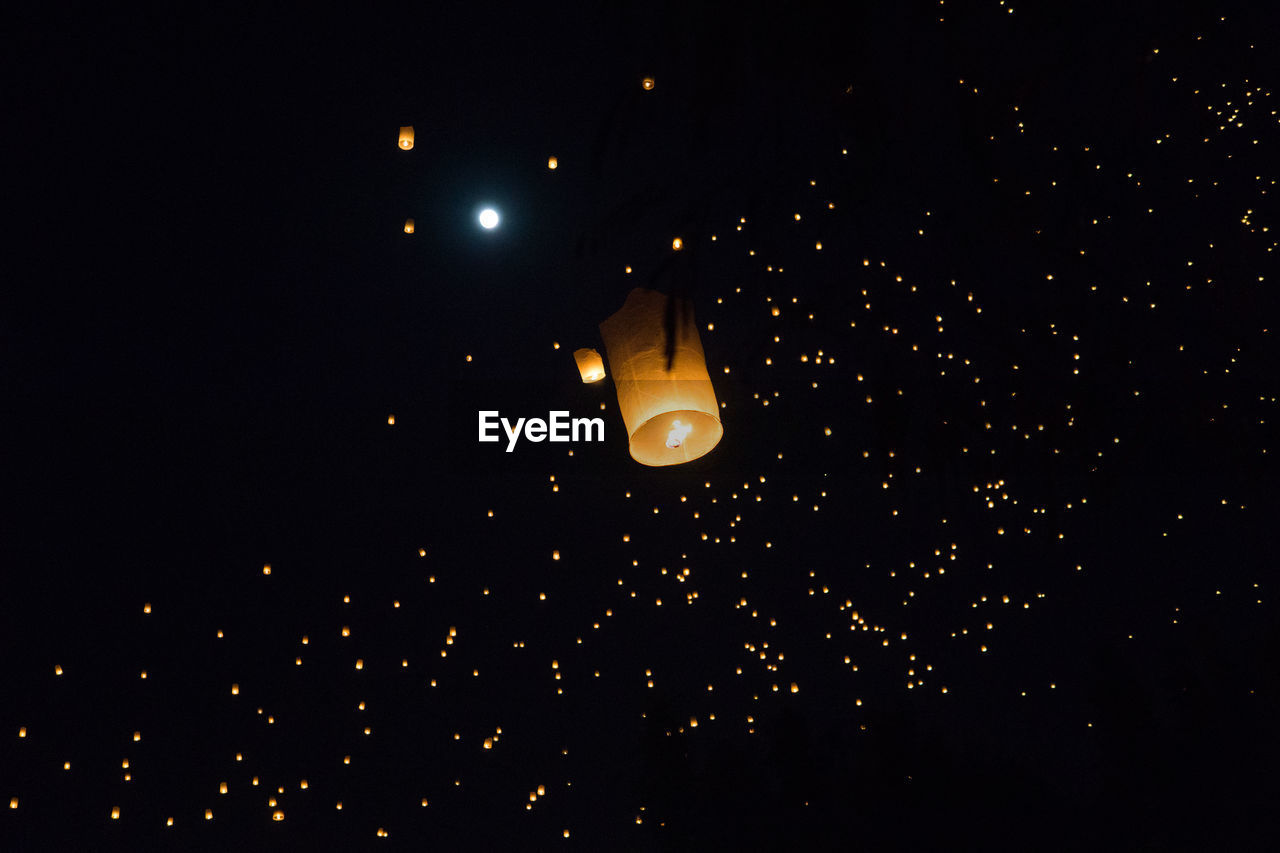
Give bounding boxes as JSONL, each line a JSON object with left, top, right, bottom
{"left": 478, "top": 208, "right": 499, "bottom": 229}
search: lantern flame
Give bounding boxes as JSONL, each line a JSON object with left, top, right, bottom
{"left": 666, "top": 419, "right": 692, "bottom": 448}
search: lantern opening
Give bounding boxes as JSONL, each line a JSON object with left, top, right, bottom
{"left": 625, "top": 402, "right": 721, "bottom": 465}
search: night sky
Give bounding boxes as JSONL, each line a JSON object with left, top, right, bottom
{"left": 6, "top": 2, "right": 1279, "bottom": 849}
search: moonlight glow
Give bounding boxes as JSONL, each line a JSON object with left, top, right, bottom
{"left": 478, "top": 208, "right": 499, "bottom": 229}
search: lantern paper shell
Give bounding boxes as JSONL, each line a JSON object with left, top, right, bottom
{"left": 404, "top": 218, "right": 415, "bottom": 234}
{"left": 573, "top": 348, "right": 605, "bottom": 383}
{"left": 598, "top": 288, "right": 723, "bottom": 466}
{"left": 398, "top": 126, "right": 414, "bottom": 150}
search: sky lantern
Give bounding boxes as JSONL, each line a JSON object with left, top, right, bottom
{"left": 398, "top": 126, "right": 414, "bottom": 150}
{"left": 403, "top": 218, "right": 415, "bottom": 234}
{"left": 598, "top": 288, "right": 723, "bottom": 466}
{"left": 642, "top": 76, "right": 655, "bottom": 90}
{"left": 573, "top": 348, "right": 605, "bottom": 383}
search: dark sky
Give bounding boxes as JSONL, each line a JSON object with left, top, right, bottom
{"left": 5, "top": 2, "right": 1279, "bottom": 850}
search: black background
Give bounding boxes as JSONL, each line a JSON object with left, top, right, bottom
{"left": 5, "top": 1, "right": 1278, "bottom": 849}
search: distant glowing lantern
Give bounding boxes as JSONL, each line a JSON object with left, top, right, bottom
{"left": 398, "top": 126, "right": 414, "bottom": 150}
{"left": 403, "top": 219, "right": 415, "bottom": 234}
{"left": 273, "top": 810, "right": 284, "bottom": 821}
{"left": 598, "top": 288, "right": 723, "bottom": 466}
{"left": 573, "top": 348, "right": 605, "bottom": 383}
{"left": 642, "top": 77, "right": 655, "bottom": 90}
{"left": 547, "top": 156, "right": 558, "bottom": 170}
{"left": 671, "top": 237, "right": 683, "bottom": 251}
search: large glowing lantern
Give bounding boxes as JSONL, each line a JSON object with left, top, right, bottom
{"left": 403, "top": 218, "right": 415, "bottom": 234}
{"left": 573, "top": 348, "right": 605, "bottom": 383}
{"left": 398, "top": 126, "right": 414, "bottom": 150}
{"left": 598, "top": 288, "right": 723, "bottom": 466}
